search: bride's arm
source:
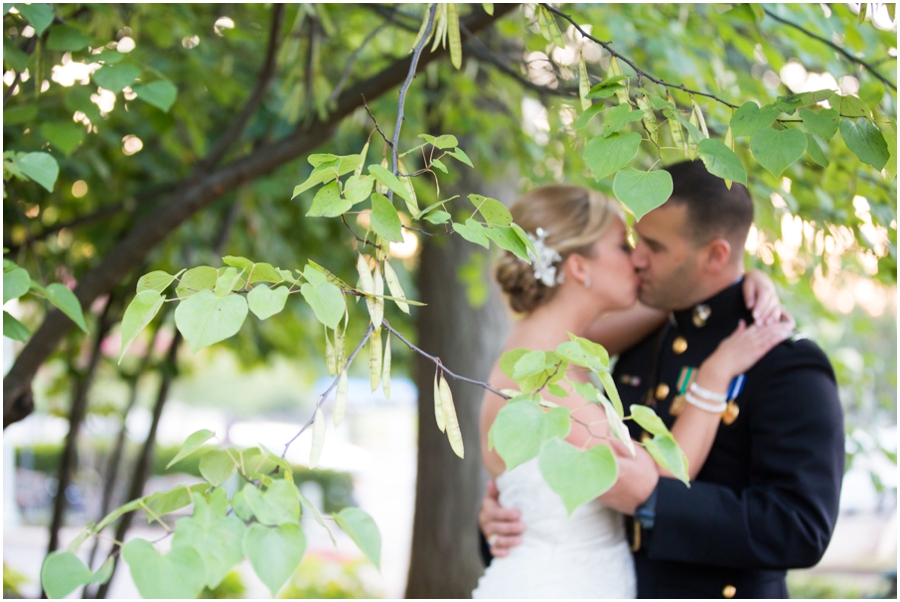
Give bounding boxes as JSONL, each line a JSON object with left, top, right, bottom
{"left": 663, "top": 318, "right": 795, "bottom": 480}
{"left": 583, "top": 304, "right": 667, "bottom": 355}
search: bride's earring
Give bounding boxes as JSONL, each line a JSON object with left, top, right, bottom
{"left": 584, "top": 277, "right": 591, "bottom": 289}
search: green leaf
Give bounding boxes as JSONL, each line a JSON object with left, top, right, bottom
{"left": 538, "top": 439, "right": 618, "bottom": 515}
{"left": 612, "top": 168, "right": 674, "bottom": 221}
{"left": 513, "top": 350, "right": 548, "bottom": 379}
{"left": 840, "top": 118, "right": 890, "bottom": 170}
{"left": 172, "top": 501, "right": 245, "bottom": 589}
{"left": 132, "top": 81, "right": 178, "bottom": 112}
{"left": 547, "top": 383, "right": 568, "bottom": 397}
{"left": 343, "top": 174, "right": 374, "bottom": 206}
{"left": 829, "top": 93, "right": 868, "bottom": 118}
{"left": 469, "top": 194, "right": 512, "bottom": 226}
{"left": 214, "top": 267, "right": 243, "bottom": 296}
{"left": 452, "top": 219, "right": 490, "bottom": 249}
{"left": 698, "top": 138, "right": 747, "bottom": 185}
{"left": 248, "top": 284, "right": 289, "bottom": 320}
{"left": 334, "top": 507, "right": 381, "bottom": 569}
{"left": 92, "top": 64, "right": 140, "bottom": 94}
{"left": 430, "top": 157, "right": 448, "bottom": 174}
{"left": 729, "top": 102, "right": 780, "bottom": 138}
{"left": 14, "top": 152, "right": 59, "bottom": 192}
{"left": 40, "top": 552, "right": 93, "bottom": 599}
{"left": 45, "top": 283, "right": 87, "bottom": 333}
{"left": 597, "top": 371, "right": 624, "bottom": 417}
{"left": 46, "top": 24, "right": 92, "bottom": 51}
{"left": 230, "top": 489, "right": 253, "bottom": 521}
{"left": 3, "top": 311, "right": 30, "bottom": 341}
{"left": 198, "top": 449, "right": 237, "bottom": 487}
{"left": 166, "top": 429, "right": 215, "bottom": 469}
{"left": 484, "top": 226, "right": 529, "bottom": 261}
{"left": 499, "top": 349, "right": 529, "bottom": 379}
{"left": 4, "top": 35, "right": 29, "bottom": 72}
{"left": 176, "top": 266, "right": 218, "bottom": 297}
{"left": 300, "top": 266, "right": 345, "bottom": 329}
{"left": 3, "top": 267, "right": 30, "bottom": 303}
{"left": 644, "top": 433, "right": 690, "bottom": 485}
{"left": 490, "top": 401, "right": 571, "bottom": 470}
{"left": 749, "top": 128, "right": 807, "bottom": 177}
{"left": 174, "top": 290, "right": 249, "bottom": 353}
{"left": 805, "top": 134, "right": 829, "bottom": 167}
{"left": 603, "top": 103, "right": 644, "bottom": 137}
{"left": 630, "top": 404, "right": 669, "bottom": 436}
{"left": 292, "top": 168, "right": 334, "bottom": 199}
{"left": 122, "top": 538, "right": 207, "bottom": 599}
{"left": 446, "top": 147, "right": 473, "bottom": 168}
{"left": 799, "top": 108, "right": 839, "bottom": 141}
{"left": 136, "top": 269, "right": 180, "bottom": 293}
{"left": 241, "top": 479, "right": 300, "bottom": 526}
{"left": 39, "top": 122, "right": 85, "bottom": 156}
{"left": 537, "top": 4, "right": 565, "bottom": 48}
{"left": 243, "top": 523, "right": 307, "bottom": 597}
{"left": 307, "top": 180, "right": 349, "bottom": 218}
{"left": 370, "top": 192, "right": 404, "bottom": 243}
{"left": 424, "top": 210, "right": 451, "bottom": 224}
{"left": 583, "top": 132, "right": 642, "bottom": 181}
{"left": 143, "top": 484, "right": 210, "bottom": 524}
{"left": 118, "top": 290, "right": 164, "bottom": 363}
{"left": 368, "top": 165, "right": 412, "bottom": 205}
{"left": 556, "top": 335, "right": 609, "bottom": 372}
{"left": 419, "top": 134, "right": 460, "bottom": 149}
{"left": 14, "top": 3, "right": 54, "bottom": 36}
{"left": 573, "top": 103, "right": 605, "bottom": 130}
{"left": 482, "top": 3, "right": 494, "bottom": 15}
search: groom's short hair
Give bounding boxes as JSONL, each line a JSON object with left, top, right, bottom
{"left": 663, "top": 160, "right": 753, "bottom": 250}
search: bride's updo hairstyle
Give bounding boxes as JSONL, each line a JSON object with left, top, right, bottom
{"left": 496, "top": 185, "right": 623, "bottom": 314}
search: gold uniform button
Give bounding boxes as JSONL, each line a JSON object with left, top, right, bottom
{"left": 672, "top": 336, "right": 688, "bottom": 354}
{"left": 655, "top": 383, "right": 670, "bottom": 400}
{"left": 722, "top": 585, "right": 736, "bottom": 598}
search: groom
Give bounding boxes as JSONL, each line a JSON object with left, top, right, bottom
{"left": 478, "top": 160, "right": 844, "bottom": 598}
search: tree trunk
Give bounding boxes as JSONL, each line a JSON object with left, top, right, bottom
{"left": 405, "top": 176, "right": 513, "bottom": 598}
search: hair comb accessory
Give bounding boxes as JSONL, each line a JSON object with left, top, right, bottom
{"left": 525, "top": 227, "right": 564, "bottom": 287}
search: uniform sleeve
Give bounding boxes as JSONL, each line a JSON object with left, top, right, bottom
{"left": 646, "top": 341, "right": 845, "bottom": 569}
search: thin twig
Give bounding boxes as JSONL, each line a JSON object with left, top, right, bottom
{"left": 362, "top": 95, "right": 393, "bottom": 146}
{"left": 382, "top": 320, "right": 511, "bottom": 400}
{"left": 763, "top": 7, "right": 896, "bottom": 92}
{"left": 330, "top": 16, "right": 395, "bottom": 103}
{"left": 341, "top": 215, "right": 381, "bottom": 249}
{"left": 281, "top": 323, "right": 375, "bottom": 458}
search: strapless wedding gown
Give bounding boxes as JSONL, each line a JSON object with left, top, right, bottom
{"left": 472, "top": 458, "right": 636, "bottom": 599}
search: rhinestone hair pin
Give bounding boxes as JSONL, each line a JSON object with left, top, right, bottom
{"left": 525, "top": 227, "right": 564, "bottom": 287}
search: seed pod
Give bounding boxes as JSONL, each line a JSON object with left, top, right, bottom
{"left": 334, "top": 371, "right": 349, "bottom": 428}
{"left": 434, "top": 368, "right": 445, "bottom": 433}
{"left": 310, "top": 407, "right": 326, "bottom": 468}
{"left": 439, "top": 374, "right": 464, "bottom": 459}
{"left": 357, "top": 254, "right": 377, "bottom": 326}
{"left": 325, "top": 328, "right": 336, "bottom": 376}
{"left": 372, "top": 263, "right": 384, "bottom": 330}
{"left": 383, "top": 261, "right": 410, "bottom": 314}
{"left": 369, "top": 328, "right": 382, "bottom": 392}
{"left": 382, "top": 333, "right": 392, "bottom": 401}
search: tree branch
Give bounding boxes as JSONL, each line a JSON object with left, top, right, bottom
{"left": 197, "top": 4, "right": 286, "bottom": 171}
{"left": 762, "top": 7, "right": 896, "bottom": 92}
{"left": 329, "top": 13, "right": 395, "bottom": 103}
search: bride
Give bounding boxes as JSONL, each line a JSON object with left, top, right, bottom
{"left": 472, "top": 185, "right": 792, "bottom": 598}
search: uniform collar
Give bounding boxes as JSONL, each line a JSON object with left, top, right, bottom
{"left": 670, "top": 277, "right": 751, "bottom": 332}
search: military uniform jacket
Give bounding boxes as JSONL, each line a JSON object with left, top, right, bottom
{"left": 615, "top": 280, "right": 844, "bottom": 599}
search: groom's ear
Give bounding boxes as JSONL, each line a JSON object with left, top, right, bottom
{"left": 701, "top": 237, "right": 733, "bottom": 273}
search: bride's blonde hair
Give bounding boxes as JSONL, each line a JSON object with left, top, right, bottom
{"left": 495, "top": 185, "right": 622, "bottom": 314}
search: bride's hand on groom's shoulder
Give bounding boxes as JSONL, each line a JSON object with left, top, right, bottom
{"left": 700, "top": 317, "right": 796, "bottom": 388}
{"left": 743, "top": 269, "right": 785, "bottom": 325}
{"left": 479, "top": 480, "right": 525, "bottom": 557}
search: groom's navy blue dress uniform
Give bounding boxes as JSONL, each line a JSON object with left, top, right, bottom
{"left": 616, "top": 280, "right": 844, "bottom": 598}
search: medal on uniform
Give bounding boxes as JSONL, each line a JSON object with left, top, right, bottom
{"left": 721, "top": 374, "right": 745, "bottom": 425}
{"left": 669, "top": 366, "right": 697, "bottom": 416}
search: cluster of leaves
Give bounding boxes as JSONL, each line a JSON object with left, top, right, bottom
{"left": 487, "top": 333, "right": 688, "bottom": 514}
{"left": 40, "top": 430, "right": 380, "bottom": 599}
{"left": 3, "top": 251, "right": 87, "bottom": 341}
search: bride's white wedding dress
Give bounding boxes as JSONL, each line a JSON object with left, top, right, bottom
{"left": 472, "top": 458, "right": 636, "bottom": 599}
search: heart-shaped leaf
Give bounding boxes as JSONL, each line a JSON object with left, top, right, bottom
{"left": 46, "top": 25, "right": 92, "bottom": 51}
{"left": 644, "top": 433, "right": 690, "bottom": 485}
{"left": 613, "top": 168, "right": 673, "bottom": 221}
{"left": 368, "top": 165, "right": 412, "bottom": 204}
{"left": 840, "top": 118, "right": 889, "bottom": 170}
{"left": 334, "top": 507, "right": 382, "bottom": 569}
{"left": 175, "top": 266, "right": 218, "bottom": 298}
{"left": 123, "top": 538, "right": 207, "bottom": 599}
{"left": 92, "top": 64, "right": 140, "bottom": 94}
{"left": 307, "top": 181, "right": 349, "bottom": 218}
{"left": 370, "top": 192, "right": 404, "bottom": 243}
{"left": 750, "top": 128, "right": 807, "bottom": 177}
{"left": 243, "top": 523, "right": 307, "bottom": 596}
{"left": 198, "top": 449, "right": 237, "bottom": 487}
{"left": 630, "top": 404, "right": 670, "bottom": 436}
{"left": 538, "top": 438, "right": 618, "bottom": 515}
{"left": 248, "top": 285, "right": 289, "bottom": 320}
{"left": 241, "top": 480, "right": 300, "bottom": 526}
{"left": 166, "top": 429, "right": 215, "bottom": 469}
{"left": 490, "top": 401, "right": 571, "bottom": 470}
{"left": 15, "top": 151, "right": 59, "bottom": 192}
{"left": 343, "top": 174, "right": 374, "bottom": 206}
{"left": 15, "top": 3, "right": 54, "bottom": 36}
{"left": 452, "top": 220, "right": 490, "bottom": 249}
{"left": 4, "top": 311, "right": 30, "bottom": 341}
{"left": 40, "top": 552, "right": 93, "bottom": 599}
{"left": 469, "top": 194, "right": 512, "bottom": 226}
{"left": 39, "top": 122, "right": 85, "bottom": 156}
{"left": 602, "top": 103, "right": 644, "bottom": 137}
{"left": 4, "top": 267, "right": 30, "bottom": 303}
{"left": 805, "top": 134, "right": 829, "bottom": 167}
{"left": 698, "top": 138, "right": 747, "bottom": 185}
{"left": 300, "top": 267, "right": 345, "bottom": 329}
{"left": 799, "top": 108, "right": 839, "bottom": 141}
{"left": 729, "top": 102, "right": 780, "bottom": 138}
{"left": 133, "top": 81, "right": 177, "bottom": 112}
{"left": 172, "top": 495, "right": 245, "bottom": 589}
{"left": 174, "top": 290, "right": 249, "bottom": 353}
{"left": 583, "top": 132, "right": 642, "bottom": 181}
{"left": 119, "top": 290, "right": 164, "bottom": 363}
{"left": 136, "top": 270, "right": 179, "bottom": 293}
{"left": 45, "top": 283, "right": 88, "bottom": 333}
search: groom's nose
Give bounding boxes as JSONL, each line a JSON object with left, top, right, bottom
{"left": 630, "top": 244, "right": 649, "bottom": 270}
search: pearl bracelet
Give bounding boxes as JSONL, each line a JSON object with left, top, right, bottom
{"left": 689, "top": 381, "right": 728, "bottom": 403}
{"left": 685, "top": 391, "right": 728, "bottom": 413}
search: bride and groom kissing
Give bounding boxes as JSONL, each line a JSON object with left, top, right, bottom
{"left": 472, "top": 160, "right": 844, "bottom": 598}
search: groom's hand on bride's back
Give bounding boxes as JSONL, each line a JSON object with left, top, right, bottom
{"left": 479, "top": 480, "right": 525, "bottom": 557}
